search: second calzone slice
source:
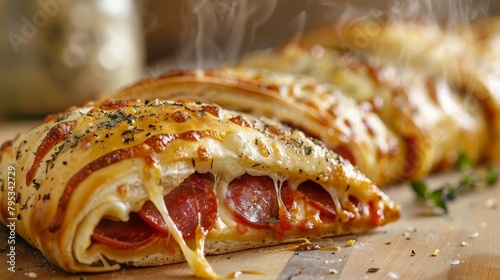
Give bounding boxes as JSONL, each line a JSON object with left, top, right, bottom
{"left": 0, "top": 99, "right": 400, "bottom": 277}
{"left": 236, "top": 45, "right": 488, "bottom": 180}
{"left": 103, "top": 68, "right": 406, "bottom": 186}
{"left": 300, "top": 18, "right": 498, "bottom": 162}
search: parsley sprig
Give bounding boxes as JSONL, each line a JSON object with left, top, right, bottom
{"left": 411, "top": 154, "right": 499, "bottom": 214}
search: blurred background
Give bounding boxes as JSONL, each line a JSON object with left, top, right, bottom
{"left": 0, "top": 0, "right": 498, "bottom": 120}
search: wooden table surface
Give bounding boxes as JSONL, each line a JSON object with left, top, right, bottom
{"left": 1, "top": 121, "right": 499, "bottom": 280}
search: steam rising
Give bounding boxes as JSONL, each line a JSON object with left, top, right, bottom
{"left": 175, "top": 0, "right": 494, "bottom": 69}
{"left": 176, "top": 0, "right": 308, "bottom": 69}
{"left": 386, "top": 0, "right": 490, "bottom": 26}
{"left": 319, "top": 0, "right": 491, "bottom": 25}
{"left": 177, "top": 0, "right": 277, "bottom": 69}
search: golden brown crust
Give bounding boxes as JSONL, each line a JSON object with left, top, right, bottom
{"left": 299, "top": 18, "right": 497, "bottom": 162}
{"left": 105, "top": 68, "right": 405, "bottom": 185}
{"left": 236, "top": 44, "right": 489, "bottom": 179}
{"left": 0, "top": 98, "right": 400, "bottom": 274}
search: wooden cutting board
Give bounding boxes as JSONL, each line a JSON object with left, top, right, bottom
{"left": 1, "top": 121, "right": 499, "bottom": 279}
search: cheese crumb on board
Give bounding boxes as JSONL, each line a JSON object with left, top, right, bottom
{"left": 431, "top": 249, "right": 439, "bottom": 256}
{"left": 346, "top": 239, "right": 356, "bottom": 247}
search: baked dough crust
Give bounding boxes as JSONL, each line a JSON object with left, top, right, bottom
{"left": 0, "top": 99, "right": 400, "bottom": 274}
{"left": 237, "top": 45, "right": 488, "bottom": 179}
{"left": 299, "top": 18, "right": 495, "bottom": 162}
{"left": 105, "top": 68, "right": 406, "bottom": 185}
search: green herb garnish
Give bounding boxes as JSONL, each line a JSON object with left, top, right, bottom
{"left": 428, "top": 188, "right": 448, "bottom": 213}
{"left": 410, "top": 181, "right": 449, "bottom": 213}
{"left": 457, "top": 173, "right": 477, "bottom": 189}
{"left": 411, "top": 154, "right": 498, "bottom": 214}
{"left": 410, "top": 180, "right": 427, "bottom": 201}
{"left": 485, "top": 165, "right": 499, "bottom": 186}
{"left": 455, "top": 153, "right": 473, "bottom": 170}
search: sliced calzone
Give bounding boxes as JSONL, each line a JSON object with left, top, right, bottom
{"left": 102, "top": 68, "right": 406, "bottom": 186}
{"left": 300, "top": 18, "right": 499, "bottom": 162}
{"left": 0, "top": 99, "right": 400, "bottom": 277}
{"left": 236, "top": 44, "right": 489, "bottom": 179}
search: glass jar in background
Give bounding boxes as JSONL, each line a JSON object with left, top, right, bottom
{"left": 0, "top": 0, "right": 144, "bottom": 118}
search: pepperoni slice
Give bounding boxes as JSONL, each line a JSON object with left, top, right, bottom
{"left": 349, "top": 195, "right": 360, "bottom": 208}
{"left": 296, "top": 181, "right": 337, "bottom": 219}
{"left": 138, "top": 173, "right": 218, "bottom": 238}
{"left": 225, "top": 174, "right": 293, "bottom": 228}
{"left": 91, "top": 212, "right": 158, "bottom": 249}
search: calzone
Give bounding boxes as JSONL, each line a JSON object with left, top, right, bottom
{"left": 0, "top": 99, "right": 400, "bottom": 277}
{"left": 300, "top": 18, "right": 498, "bottom": 162}
{"left": 237, "top": 44, "right": 488, "bottom": 180}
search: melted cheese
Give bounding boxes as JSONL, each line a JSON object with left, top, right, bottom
{"left": 143, "top": 165, "right": 220, "bottom": 278}
{"left": 271, "top": 175, "right": 293, "bottom": 228}
{"left": 211, "top": 173, "right": 229, "bottom": 232}
{"left": 273, "top": 176, "right": 287, "bottom": 211}
{"left": 208, "top": 172, "right": 361, "bottom": 242}
{"left": 326, "top": 187, "right": 351, "bottom": 223}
